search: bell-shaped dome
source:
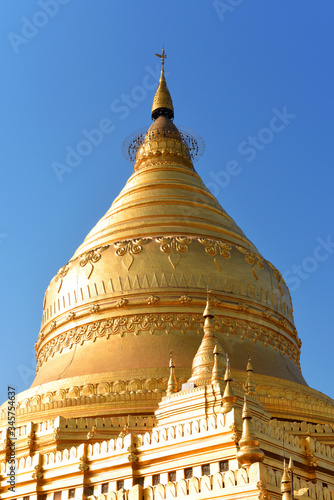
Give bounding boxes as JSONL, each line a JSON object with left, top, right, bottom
{"left": 33, "top": 71, "right": 302, "bottom": 387}
{"left": 23, "top": 52, "right": 334, "bottom": 425}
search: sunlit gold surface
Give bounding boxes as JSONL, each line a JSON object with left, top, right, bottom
{"left": 0, "top": 52, "right": 333, "bottom": 500}
{"left": 32, "top": 116, "right": 304, "bottom": 391}
{"left": 19, "top": 53, "right": 334, "bottom": 431}
{"left": 2, "top": 52, "right": 334, "bottom": 434}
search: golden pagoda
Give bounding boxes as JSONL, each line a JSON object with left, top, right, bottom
{"left": 0, "top": 50, "right": 333, "bottom": 500}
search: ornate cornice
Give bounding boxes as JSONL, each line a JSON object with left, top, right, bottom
{"left": 59, "top": 237, "right": 275, "bottom": 282}
{"left": 134, "top": 137, "right": 193, "bottom": 171}
{"left": 36, "top": 313, "right": 300, "bottom": 371}
{"left": 44, "top": 237, "right": 293, "bottom": 320}
{"left": 1, "top": 374, "right": 333, "bottom": 425}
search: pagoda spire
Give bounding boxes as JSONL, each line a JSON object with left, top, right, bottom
{"left": 166, "top": 350, "right": 178, "bottom": 396}
{"left": 236, "top": 395, "right": 264, "bottom": 467}
{"left": 281, "top": 460, "right": 293, "bottom": 500}
{"left": 211, "top": 343, "right": 224, "bottom": 384}
{"left": 188, "top": 292, "right": 226, "bottom": 386}
{"left": 151, "top": 46, "right": 174, "bottom": 120}
{"left": 221, "top": 355, "right": 237, "bottom": 413}
{"left": 244, "top": 357, "right": 256, "bottom": 395}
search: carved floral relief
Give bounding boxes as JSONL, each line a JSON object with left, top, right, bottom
{"left": 79, "top": 245, "right": 110, "bottom": 279}
{"left": 114, "top": 238, "right": 150, "bottom": 270}
{"left": 236, "top": 246, "right": 264, "bottom": 280}
{"left": 156, "top": 237, "right": 192, "bottom": 268}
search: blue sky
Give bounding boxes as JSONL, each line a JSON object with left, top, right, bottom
{"left": 1, "top": 1, "right": 333, "bottom": 403}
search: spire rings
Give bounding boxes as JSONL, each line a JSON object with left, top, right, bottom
{"left": 122, "top": 125, "right": 205, "bottom": 163}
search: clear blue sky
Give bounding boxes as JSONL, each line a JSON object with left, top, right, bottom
{"left": 1, "top": 1, "right": 333, "bottom": 404}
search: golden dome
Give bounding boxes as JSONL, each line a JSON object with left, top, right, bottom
{"left": 25, "top": 53, "right": 334, "bottom": 424}
{"left": 34, "top": 111, "right": 301, "bottom": 386}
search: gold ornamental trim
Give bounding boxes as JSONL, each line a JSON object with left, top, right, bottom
{"left": 134, "top": 138, "right": 192, "bottom": 172}
{"left": 156, "top": 236, "right": 192, "bottom": 269}
{"left": 79, "top": 245, "right": 109, "bottom": 279}
{"left": 236, "top": 246, "right": 264, "bottom": 280}
{"left": 3, "top": 375, "right": 333, "bottom": 422}
{"left": 36, "top": 313, "right": 300, "bottom": 371}
{"left": 43, "top": 237, "right": 294, "bottom": 331}
{"left": 55, "top": 265, "right": 69, "bottom": 293}
{"left": 50, "top": 237, "right": 286, "bottom": 296}
{"left": 267, "top": 261, "right": 286, "bottom": 296}
{"left": 114, "top": 238, "right": 150, "bottom": 271}
{"left": 199, "top": 238, "right": 232, "bottom": 271}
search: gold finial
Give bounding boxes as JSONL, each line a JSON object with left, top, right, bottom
{"left": 281, "top": 460, "right": 293, "bottom": 500}
{"left": 242, "top": 394, "right": 252, "bottom": 419}
{"left": 221, "top": 356, "right": 237, "bottom": 413}
{"left": 224, "top": 355, "right": 233, "bottom": 382}
{"left": 244, "top": 356, "right": 256, "bottom": 395}
{"left": 236, "top": 394, "right": 264, "bottom": 467}
{"left": 203, "top": 289, "right": 214, "bottom": 318}
{"left": 151, "top": 47, "right": 174, "bottom": 120}
{"left": 166, "top": 350, "right": 178, "bottom": 396}
{"left": 211, "top": 343, "right": 224, "bottom": 385}
{"left": 155, "top": 46, "right": 167, "bottom": 70}
{"left": 288, "top": 457, "right": 294, "bottom": 471}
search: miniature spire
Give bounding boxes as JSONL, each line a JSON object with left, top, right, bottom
{"left": 188, "top": 293, "right": 226, "bottom": 386}
{"left": 211, "top": 343, "right": 224, "bottom": 384}
{"left": 244, "top": 357, "right": 256, "bottom": 395}
{"left": 203, "top": 288, "right": 214, "bottom": 319}
{"left": 288, "top": 457, "right": 294, "bottom": 472}
{"left": 288, "top": 457, "right": 294, "bottom": 500}
{"left": 236, "top": 395, "right": 264, "bottom": 467}
{"left": 221, "top": 356, "right": 237, "bottom": 413}
{"left": 224, "top": 355, "right": 233, "bottom": 382}
{"left": 166, "top": 350, "right": 178, "bottom": 396}
{"left": 281, "top": 459, "right": 293, "bottom": 500}
{"left": 151, "top": 47, "right": 174, "bottom": 120}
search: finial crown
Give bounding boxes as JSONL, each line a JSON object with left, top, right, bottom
{"left": 169, "top": 350, "right": 175, "bottom": 368}
{"left": 282, "top": 460, "right": 291, "bottom": 483}
{"left": 244, "top": 356, "right": 256, "bottom": 395}
{"left": 155, "top": 46, "right": 167, "bottom": 69}
{"left": 246, "top": 356, "right": 253, "bottom": 372}
{"left": 151, "top": 47, "right": 174, "bottom": 120}
{"left": 203, "top": 290, "right": 214, "bottom": 318}
{"left": 224, "top": 356, "right": 232, "bottom": 382}
{"left": 166, "top": 349, "right": 177, "bottom": 395}
{"left": 242, "top": 394, "right": 252, "bottom": 419}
